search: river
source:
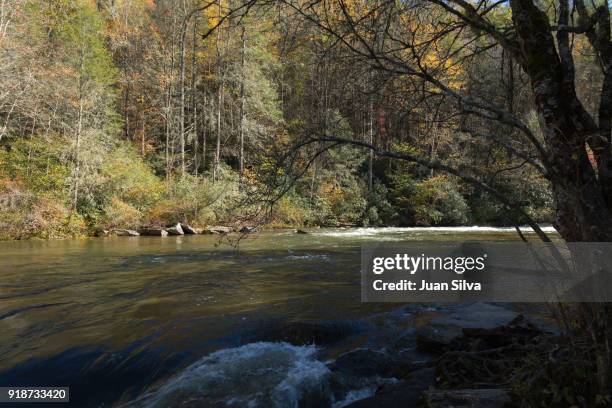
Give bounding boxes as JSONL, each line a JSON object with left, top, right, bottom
{"left": 0, "top": 227, "right": 556, "bottom": 407}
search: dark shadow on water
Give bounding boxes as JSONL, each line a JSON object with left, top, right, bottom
{"left": 0, "top": 340, "right": 192, "bottom": 408}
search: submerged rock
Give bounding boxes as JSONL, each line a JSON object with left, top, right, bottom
{"left": 416, "top": 303, "right": 520, "bottom": 353}
{"left": 180, "top": 224, "right": 197, "bottom": 235}
{"left": 114, "top": 229, "right": 140, "bottom": 237}
{"left": 269, "top": 321, "right": 360, "bottom": 346}
{"left": 166, "top": 223, "right": 184, "bottom": 236}
{"left": 138, "top": 228, "right": 168, "bottom": 237}
{"left": 423, "top": 388, "right": 510, "bottom": 407}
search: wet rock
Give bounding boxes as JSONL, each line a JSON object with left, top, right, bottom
{"left": 138, "top": 227, "right": 168, "bottom": 237}
{"left": 417, "top": 303, "right": 519, "bottom": 353}
{"left": 423, "top": 388, "right": 510, "bottom": 407}
{"left": 114, "top": 229, "right": 140, "bottom": 237}
{"left": 180, "top": 223, "right": 197, "bottom": 235}
{"left": 396, "top": 348, "right": 435, "bottom": 371}
{"left": 344, "top": 367, "right": 436, "bottom": 407}
{"left": 94, "top": 229, "right": 109, "bottom": 237}
{"left": 239, "top": 226, "right": 258, "bottom": 233}
{"left": 166, "top": 223, "right": 184, "bottom": 236}
{"left": 296, "top": 229, "right": 309, "bottom": 234}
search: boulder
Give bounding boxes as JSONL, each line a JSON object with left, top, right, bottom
{"left": 180, "top": 223, "right": 197, "bottom": 235}
{"left": 138, "top": 228, "right": 168, "bottom": 237}
{"left": 416, "top": 303, "right": 520, "bottom": 353}
{"left": 114, "top": 229, "right": 140, "bottom": 237}
{"left": 239, "top": 226, "right": 258, "bottom": 233}
{"left": 423, "top": 389, "right": 510, "bottom": 408}
{"left": 296, "top": 229, "right": 309, "bottom": 234}
{"left": 166, "top": 223, "right": 184, "bottom": 236}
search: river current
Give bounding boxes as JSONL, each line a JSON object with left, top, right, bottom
{"left": 0, "top": 226, "right": 556, "bottom": 407}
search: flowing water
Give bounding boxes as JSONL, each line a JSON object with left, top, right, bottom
{"left": 0, "top": 227, "right": 556, "bottom": 407}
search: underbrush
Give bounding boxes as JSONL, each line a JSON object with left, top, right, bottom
{"left": 0, "top": 136, "right": 323, "bottom": 239}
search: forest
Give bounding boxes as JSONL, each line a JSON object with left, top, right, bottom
{"left": 0, "top": 0, "right": 609, "bottom": 242}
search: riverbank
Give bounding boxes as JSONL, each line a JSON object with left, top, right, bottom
{"left": 0, "top": 221, "right": 559, "bottom": 242}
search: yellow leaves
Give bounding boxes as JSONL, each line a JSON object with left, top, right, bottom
{"left": 318, "top": 180, "right": 346, "bottom": 207}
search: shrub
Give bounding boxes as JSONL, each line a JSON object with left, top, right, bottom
{"left": 0, "top": 182, "right": 86, "bottom": 239}
{"left": 100, "top": 197, "right": 142, "bottom": 229}
{"left": 410, "top": 175, "right": 470, "bottom": 226}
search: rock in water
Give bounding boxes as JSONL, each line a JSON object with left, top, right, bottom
{"left": 115, "top": 229, "right": 140, "bottom": 237}
{"left": 343, "top": 367, "right": 436, "bottom": 408}
{"left": 416, "top": 303, "right": 519, "bottom": 353}
{"left": 240, "top": 226, "right": 258, "bottom": 233}
{"left": 94, "top": 229, "right": 109, "bottom": 237}
{"left": 296, "top": 229, "right": 309, "bottom": 234}
{"left": 138, "top": 228, "right": 168, "bottom": 237}
{"left": 166, "top": 223, "right": 184, "bottom": 236}
{"left": 424, "top": 389, "right": 510, "bottom": 408}
{"left": 180, "top": 224, "right": 197, "bottom": 234}
{"left": 206, "top": 226, "right": 232, "bottom": 234}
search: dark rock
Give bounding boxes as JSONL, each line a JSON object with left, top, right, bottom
{"left": 396, "top": 348, "right": 435, "bottom": 371}
{"left": 138, "top": 228, "right": 168, "bottom": 237}
{"left": 417, "top": 303, "right": 519, "bottom": 353}
{"left": 393, "top": 328, "right": 417, "bottom": 350}
{"left": 114, "top": 229, "right": 140, "bottom": 237}
{"left": 239, "top": 226, "right": 258, "bottom": 233}
{"left": 344, "top": 367, "right": 436, "bottom": 408}
{"left": 180, "top": 224, "right": 197, "bottom": 234}
{"left": 296, "top": 229, "right": 309, "bottom": 234}
{"left": 423, "top": 388, "right": 510, "bottom": 408}
{"left": 94, "top": 229, "right": 109, "bottom": 237}
{"left": 332, "top": 349, "right": 399, "bottom": 378}
{"left": 166, "top": 223, "right": 184, "bottom": 236}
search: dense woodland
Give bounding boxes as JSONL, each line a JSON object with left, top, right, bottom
{"left": 0, "top": 0, "right": 607, "bottom": 240}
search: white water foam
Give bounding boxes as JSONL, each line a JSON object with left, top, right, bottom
{"left": 312, "top": 225, "right": 558, "bottom": 238}
{"left": 129, "top": 342, "right": 331, "bottom": 408}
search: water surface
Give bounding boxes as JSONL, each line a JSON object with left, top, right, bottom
{"left": 0, "top": 227, "right": 553, "bottom": 407}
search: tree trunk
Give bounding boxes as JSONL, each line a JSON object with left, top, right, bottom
{"left": 239, "top": 26, "right": 246, "bottom": 185}
{"left": 510, "top": 0, "right": 612, "bottom": 242}
{"left": 191, "top": 14, "right": 199, "bottom": 175}
{"left": 179, "top": 1, "right": 187, "bottom": 178}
